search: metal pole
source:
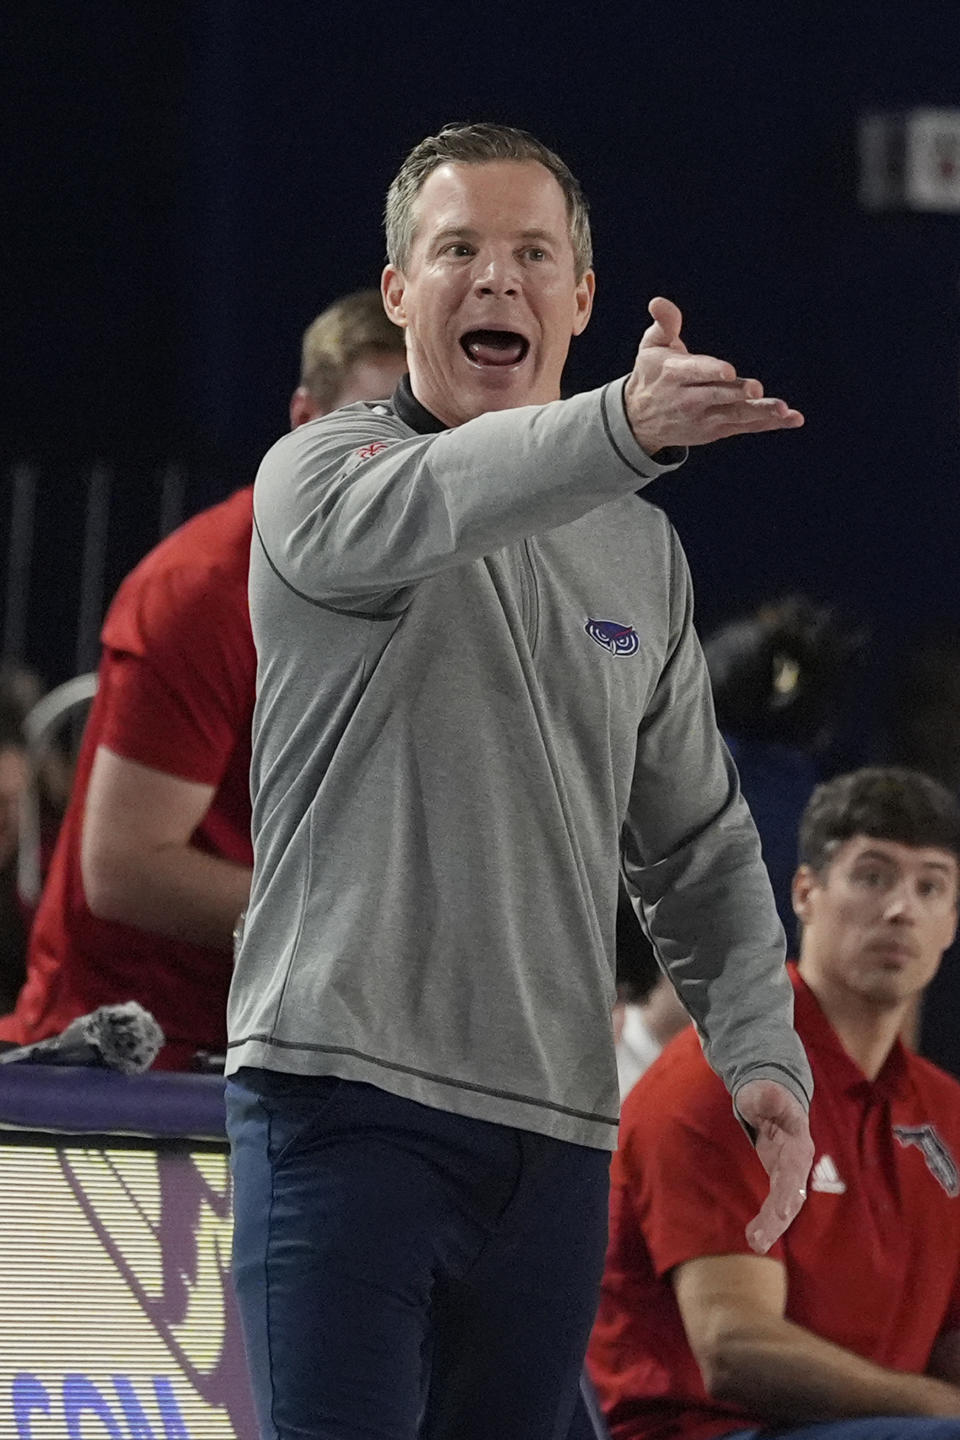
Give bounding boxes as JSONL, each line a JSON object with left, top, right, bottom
{"left": 2, "top": 462, "right": 38, "bottom": 663}
{"left": 75, "top": 462, "right": 112, "bottom": 677}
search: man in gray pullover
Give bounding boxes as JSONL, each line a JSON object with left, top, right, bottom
{"left": 226, "top": 122, "right": 815, "bottom": 1440}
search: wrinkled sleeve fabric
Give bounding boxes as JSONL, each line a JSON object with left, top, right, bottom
{"left": 252, "top": 380, "right": 685, "bottom": 615}
{"left": 621, "top": 527, "right": 813, "bottom": 1111}
{"left": 99, "top": 564, "right": 252, "bottom": 788}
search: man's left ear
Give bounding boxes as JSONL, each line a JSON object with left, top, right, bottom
{"left": 289, "top": 386, "right": 320, "bottom": 429}
{"left": 792, "top": 865, "right": 817, "bottom": 925}
{"left": 382, "top": 265, "right": 408, "bottom": 327}
{"left": 572, "top": 270, "right": 595, "bottom": 336}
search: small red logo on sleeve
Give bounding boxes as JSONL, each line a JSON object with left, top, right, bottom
{"left": 355, "top": 441, "right": 389, "bottom": 461}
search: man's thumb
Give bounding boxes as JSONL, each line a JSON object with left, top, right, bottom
{"left": 639, "top": 296, "right": 683, "bottom": 350}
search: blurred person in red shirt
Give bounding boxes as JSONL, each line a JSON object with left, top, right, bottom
{"left": 0, "top": 290, "right": 407, "bottom": 1068}
{"left": 588, "top": 767, "right": 960, "bottom": 1440}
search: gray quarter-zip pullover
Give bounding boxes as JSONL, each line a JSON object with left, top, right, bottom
{"left": 226, "top": 376, "right": 812, "bottom": 1148}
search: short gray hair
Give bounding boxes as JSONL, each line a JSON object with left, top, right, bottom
{"left": 385, "top": 122, "right": 593, "bottom": 280}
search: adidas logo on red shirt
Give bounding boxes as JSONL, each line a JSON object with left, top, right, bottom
{"left": 810, "top": 1154, "right": 846, "bottom": 1194}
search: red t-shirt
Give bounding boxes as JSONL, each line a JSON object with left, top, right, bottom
{"left": 0, "top": 488, "right": 256, "bottom": 1070}
{"left": 587, "top": 964, "right": 960, "bottom": 1440}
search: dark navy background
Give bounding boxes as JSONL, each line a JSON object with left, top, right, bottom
{"left": 4, "top": 1, "right": 960, "bottom": 683}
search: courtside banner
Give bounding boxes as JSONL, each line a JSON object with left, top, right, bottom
{"left": 0, "top": 1070, "right": 256, "bottom": 1439}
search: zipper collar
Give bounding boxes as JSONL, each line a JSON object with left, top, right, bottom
{"left": 391, "top": 374, "right": 448, "bottom": 435}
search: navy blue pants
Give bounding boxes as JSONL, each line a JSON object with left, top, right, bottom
{"left": 226, "top": 1069, "right": 611, "bottom": 1440}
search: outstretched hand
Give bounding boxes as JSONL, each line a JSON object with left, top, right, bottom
{"left": 735, "top": 1077, "right": 814, "bottom": 1255}
{"left": 624, "top": 297, "right": 804, "bottom": 454}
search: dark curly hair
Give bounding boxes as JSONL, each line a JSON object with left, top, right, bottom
{"left": 798, "top": 766, "right": 960, "bottom": 874}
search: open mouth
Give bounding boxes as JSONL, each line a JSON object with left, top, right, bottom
{"left": 460, "top": 330, "right": 529, "bottom": 368}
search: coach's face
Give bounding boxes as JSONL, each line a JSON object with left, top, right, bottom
{"left": 382, "top": 160, "right": 594, "bottom": 428}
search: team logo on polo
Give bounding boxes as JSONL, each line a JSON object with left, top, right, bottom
{"left": 585, "top": 618, "right": 639, "bottom": 656}
{"left": 894, "top": 1124, "right": 960, "bottom": 1197}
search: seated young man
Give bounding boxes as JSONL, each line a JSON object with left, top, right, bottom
{"left": 587, "top": 767, "right": 960, "bottom": 1440}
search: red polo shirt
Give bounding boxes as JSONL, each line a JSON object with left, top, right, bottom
{"left": 0, "top": 488, "right": 256, "bottom": 1069}
{"left": 587, "top": 964, "right": 960, "bottom": 1440}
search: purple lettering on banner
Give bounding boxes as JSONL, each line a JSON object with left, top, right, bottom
{"left": 152, "top": 1377, "right": 191, "bottom": 1439}
{"left": 12, "top": 1374, "right": 51, "bottom": 1440}
{"left": 112, "top": 1375, "right": 162, "bottom": 1439}
{"left": 64, "top": 1373, "right": 125, "bottom": 1439}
